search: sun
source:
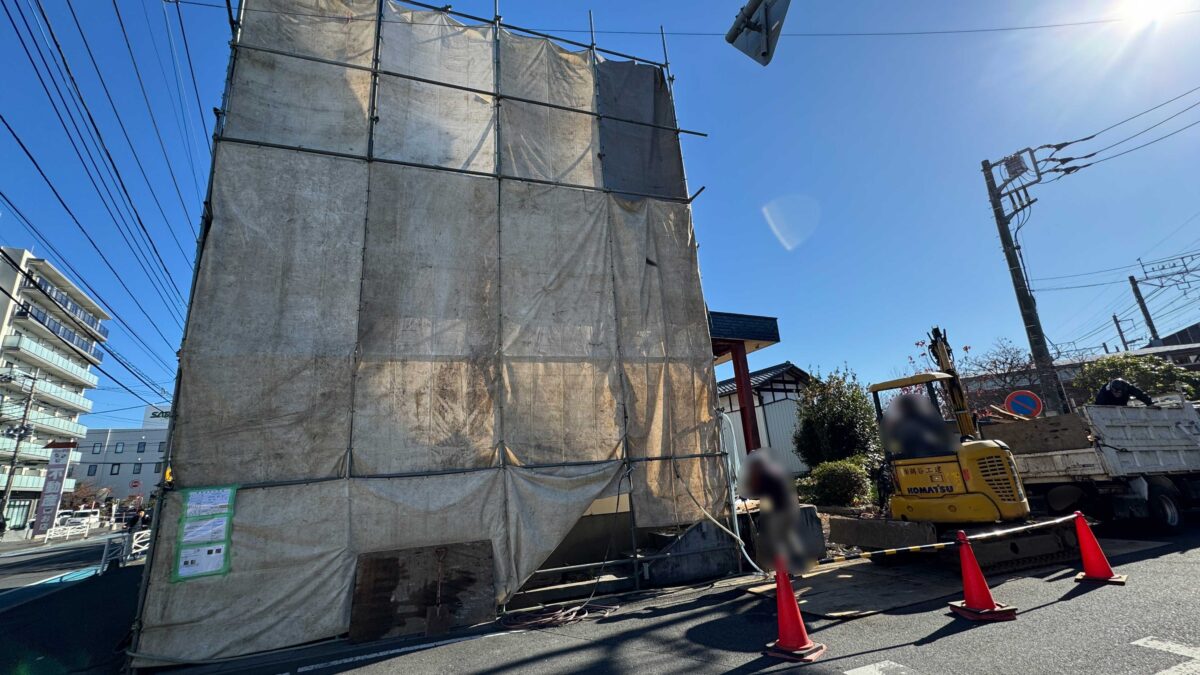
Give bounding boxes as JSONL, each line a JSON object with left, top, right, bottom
{"left": 1117, "top": 0, "right": 1181, "bottom": 27}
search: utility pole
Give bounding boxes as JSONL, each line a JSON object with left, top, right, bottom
{"left": 982, "top": 158, "right": 1068, "bottom": 414}
{"left": 1112, "top": 314, "right": 1130, "bottom": 351}
{"left": 1128, "top": 276, "right": 1161, "bottom": 346}
{"left": 0, "top": 372, "right": 37, "bottom": 532}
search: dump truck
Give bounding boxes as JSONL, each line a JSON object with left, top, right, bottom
{"left": 980, "top": 396, "right": 1200, "bottom": 532}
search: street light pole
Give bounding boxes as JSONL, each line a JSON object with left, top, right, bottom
{"left": 0, "top": 372, "right": 38, "bottom": 532}
{"left": 982, "top": 156, "right": 1068, "bottom": 415}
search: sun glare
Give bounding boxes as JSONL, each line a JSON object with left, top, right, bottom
{"left": 1118, "top": 0, "right": 1181, "bottom": 27}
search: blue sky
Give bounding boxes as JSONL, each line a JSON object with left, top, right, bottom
{"left": 2, "top": 0, "right": 1198, "bottom": 427}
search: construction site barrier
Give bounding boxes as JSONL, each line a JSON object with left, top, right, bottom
{"left": 813, "top": 512, "right": 1079, "bottom": 566}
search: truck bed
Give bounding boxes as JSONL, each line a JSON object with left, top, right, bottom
{"left": 980, "top": 401, "right": 1200, "bottom": 484}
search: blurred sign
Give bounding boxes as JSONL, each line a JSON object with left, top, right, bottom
{"left": 130, "top": 480, "right": 142, "bottom": 489}
{"left": 142, "top": 404, "right": 172, "bottom": 429}
{"left": 32, "top": 443, "right": 76, "bottom": 536}
{"left": 1004, "top": 390, "right": 1044, "bottom": 418}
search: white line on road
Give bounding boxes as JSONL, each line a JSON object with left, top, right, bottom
{"left": 1132, "top": 637, "right": 1200, "bottom": 674}
{"left": 844, "top": 661, "right": 917, "bottom": 675}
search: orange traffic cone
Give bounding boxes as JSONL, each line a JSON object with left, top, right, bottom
{"left": 1073, "top": 511, "right": 1127, "bottom": 585}
{"left": 764, "top": 556, "right": 826, "bottom": 662}
{"left": 948, "top": 531, "right": 1017, "bottom": 621}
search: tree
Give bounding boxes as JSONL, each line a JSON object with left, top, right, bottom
{"left": 958, "top": 338, "right": 1039, "bottom": 411}
{"left": 63, "top": 481, "right": 101, "bottom": 509}
{"left": 793, "top": 368, "right": 881, "bottom": 470}
{"left": 1073, "top": 353, "right": 1199, "bottom": 400}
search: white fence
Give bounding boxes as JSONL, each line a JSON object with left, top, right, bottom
{"left": 43, "top": 523, "right": 90, "bottom": 544}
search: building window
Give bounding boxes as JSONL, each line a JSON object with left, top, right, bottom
{"left": 115, "top": 442, "right": 124, "bottom": 454}
{"left": 154, "top": 462, "right": 162, "bottom": 473}
{"left": 158, "top": 442, "right": 165, "bottom": 453}
{"left": 133, "top": 463, "right": 142, "bottom": 475}
{"left": 137, "top": 442, "right": 146, "bottom": 453}
{"left": 87, "top": 465, "right": 97, "bottom": 476}
{"left": 110, "top": 464, "right": 120, "bottom": 475}
{"left": 92, "top": 443, "right": 102, "bottom": 454}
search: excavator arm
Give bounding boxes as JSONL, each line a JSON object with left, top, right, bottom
{"left": 927, "top": 327, "right": 978, "bottom": 439}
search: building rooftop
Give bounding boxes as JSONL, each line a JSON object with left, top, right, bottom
{"left": 716, "top": 361, "right": 810, "bottom": 397}
{"left": 26, "top": 257, "right": 111, "bottom": 320}
{"left": 709, "top": 311, "right": 780, "bottom": 365}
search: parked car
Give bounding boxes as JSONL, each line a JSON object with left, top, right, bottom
{"left": 65, "top": 509, "right": 102, "bottom": 528}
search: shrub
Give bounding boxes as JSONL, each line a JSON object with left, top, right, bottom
{"left": 793, "top": 368, "right": 882, "bottom": 470}
{"left": 808, "top": 459, "right": 871, "bottom": 507}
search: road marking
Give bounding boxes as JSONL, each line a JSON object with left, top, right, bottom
{"left": 844, "top": 661, "right": 917, "bottom": 675}
{"left": 1133, "top": 637, "right": 1200, "bottom": 674}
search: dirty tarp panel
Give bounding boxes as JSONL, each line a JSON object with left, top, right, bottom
{"left": 138, "top": 482, "right": 354, "bottom": 661}
{"left": 499, "top": 181, "right": 622, "bottom": 466}
{"left": 632, "top": 455, "right": 729, "bottom": 530}
{"left": 349, "top": 471, "right": 511, "bottom": 595}
{"left": 375, "top": 7, "right": 496, "bottom": 170}
{"left": 172, "top": 143, "right": 366, "bottom": 486}
{"left": 609, "top": 196, "right": 721, "bottom": 527}
{"left": 227, "top": 0, "right": 375, "bottom": 154}
{"left": 353, "top": 165, "right": 499, "bottom": 474}
{"left": 595, "top": 59, "right": 687, "bottom": 200}
{"left": 504, "top": 462, "right": 623, "bottom": 586}
{"left": 238, "top": 0, "right": 377, "bottom": 65}
{"left": 499, "top": 32, "right": 602, "bottom": 187}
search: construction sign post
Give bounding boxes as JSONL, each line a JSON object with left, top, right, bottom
{"left": 1004, "top": 390, "right": 1044, "bottom": 418}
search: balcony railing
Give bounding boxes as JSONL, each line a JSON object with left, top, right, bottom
{"left": 16, "top": 304, "right": 104, "bottom": 363}
{"left": 2, "top": 335, "right": 99, "bottom": 387}
{"left": 1, "top": 402, "right": 87, "bottom": 439}
{"left": 0, "top": 368, "right": 92, "bottom": 413}
{"left": 0, "top": 469, "right": 76, "bottom": 493}
{"left": 21, "top": 276, "right": 109, "bottom": 339}
{"left": 0, "top": 438, "right": 81, "bottom": 464}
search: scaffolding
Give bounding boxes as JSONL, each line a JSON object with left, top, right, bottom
{"left": 132, "top": 0, "right": 737, "bottom": 665}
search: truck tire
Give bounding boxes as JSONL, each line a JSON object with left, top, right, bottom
{"left": 1148, "top": 486, "right": 1183, "bottom": 533}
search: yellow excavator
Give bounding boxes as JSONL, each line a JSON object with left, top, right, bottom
{"left": 869, "top": 327, "right": 1029, "bottom": 524}
{"left": 828, "top": 327, "right": 1074, "bottom": 568}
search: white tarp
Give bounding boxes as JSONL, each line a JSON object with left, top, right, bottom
{"left": 138, "top": 1, "right": 720, "bottom": 664}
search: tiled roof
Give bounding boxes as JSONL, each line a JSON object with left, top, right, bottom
{"left": 708, "top": 311, "right": 780, "bottom": 343}
{"left": 716, "top": 361, "right": 810, "bottom": 397}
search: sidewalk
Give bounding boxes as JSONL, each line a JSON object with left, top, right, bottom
{"left": 0, "top": 530, "right": 122, "bottom": 557}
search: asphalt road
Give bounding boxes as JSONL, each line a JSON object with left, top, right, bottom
{"left": 318, "top": 520, "right": 1200, "bottom": 675}
{"left": 0, "top": 538, "right": 110, "bottom": 589}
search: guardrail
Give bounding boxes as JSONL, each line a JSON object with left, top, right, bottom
{"left": 43, "top": 523, "right": 91, "bottom": 544}
{"left": 129, "top": 530, "right": 151, "bottom": 559}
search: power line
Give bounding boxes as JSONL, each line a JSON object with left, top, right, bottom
{"left": 1052, "top": 84, "right": 1200, "bottom": 149}
{"left": 0, "top": 257, "right": 162, "bottom": 409}
{"left": 4, "top": 1, "right": 187, "bottom": 324}
{"left": 1032, "top": 248, "right": 1200, "bottom": 283}
{"left": 0, "top": 247, "right": 174, "bottom": 402}
{"left": 170, "top": 0, "right": 212, "bottom": 155}
{"left": 27, "top": 0, "right": 193, "bottom": 301}
{"left": 0, "top": 113, "right": 180, "bottom": 351}
{"left": 1050, "top": 117, "right": 1200, "bottom": 176}
{"left": 0, "top": 191, "right": 176, "bottom": 375}
{"left": 109, "top": 0, "right": 202, "bottom": 236}
{"left": 173, "top": 0, "right": 1200, "bottom": 37}
{"left": 140, "top": 0, "right": 206, "bottom": 201}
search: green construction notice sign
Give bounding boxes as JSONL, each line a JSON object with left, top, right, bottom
{"left": 172, "top": 485, "right": 238, "bottom": 582}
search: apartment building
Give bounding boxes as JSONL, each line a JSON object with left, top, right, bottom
{"left": 0, "top": 247, "right": 109, "bottom": 527}
{"left": 81, "top": 416, "right": 169, "bottom": 502}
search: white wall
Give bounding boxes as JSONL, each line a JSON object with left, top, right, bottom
{"left": 79, "top": 427, "right": 169, "bottom": 502}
